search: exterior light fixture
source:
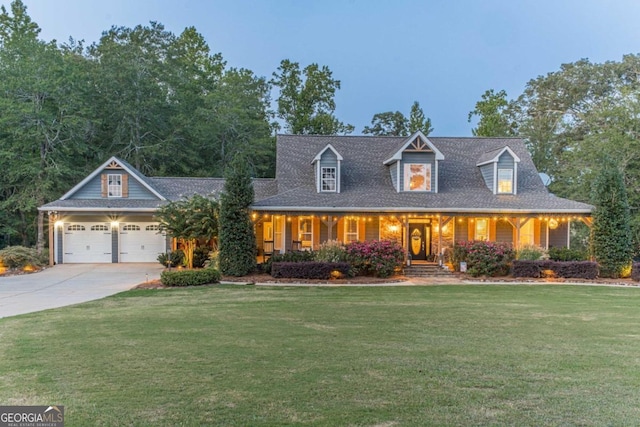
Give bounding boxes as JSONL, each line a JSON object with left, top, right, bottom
{"left": 549, "top": 219, "right": 559, "bottom": 230}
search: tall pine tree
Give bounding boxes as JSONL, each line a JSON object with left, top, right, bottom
{"left": 219, "top": 156, "right": 256, "bottom": 276}
{"left": 590, "top": 158, "right": 632, "bottom": 278}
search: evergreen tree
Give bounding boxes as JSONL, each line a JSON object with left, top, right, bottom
{"left": 408, "top": 101, "right": 433, "bottom": 135}
{"left": 219, "top": 156, "right": 256, "bottom": 276}
{"left": 590, "top": 159, "right": 632, "bottom": 278}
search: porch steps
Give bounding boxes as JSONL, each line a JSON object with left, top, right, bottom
{"left": 404, "top": 262, "right": 454, "bottom": 278}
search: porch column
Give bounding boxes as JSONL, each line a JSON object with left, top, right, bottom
{"left": 437, "top": 216, "right": 443, "bottom": 259}
{"left": 48, "top": 212, "right": 55, "bottom": 266}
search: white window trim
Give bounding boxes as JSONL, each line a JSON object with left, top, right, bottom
{"left": 475, "top": 218, "right": 489, "bottom": 241}
{"left": 497, "top": 168, "right": 514, "bottom": 194}
{"left": 298, "top": 216, "right": 313, "bottom": 250}
{"left": 108, "top": 174, "right": 122, "bottom": 198}
{"left": 403, "top": 163, "right": 432, "bottom": 192}
{"left": 344, "top": 218, "right": 359, "bottom": 244}
{"left": 321, "top": 166, "right": 337, "bottom": 192}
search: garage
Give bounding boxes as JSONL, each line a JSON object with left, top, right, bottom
{"left": 63, "top": 223, "right": 112, "bottom": 263}
{"left": 119, "top": 223, "right": 166, "bottom": 263}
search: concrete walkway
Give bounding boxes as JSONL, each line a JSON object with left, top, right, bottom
{"left": 0, "top": 263, "right": 163, "bottom": 318}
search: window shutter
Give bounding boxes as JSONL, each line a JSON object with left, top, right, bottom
{"left": 337, "top": 219, "right": 344, "bottom": 242}
{"left": 122, "top": 174, "right": 129, "bottom": 198}
{"left": 101, "top": 174, "right": 107, "bottom": 198}
{"left": 359, "top": 220, "right": 366, "bottom": 242}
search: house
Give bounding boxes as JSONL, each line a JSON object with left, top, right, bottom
{"left": 39, "top": 132, "right": 593, "bottom": 264}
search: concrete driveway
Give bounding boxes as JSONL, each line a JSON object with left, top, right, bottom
{"left": 0, "top": 263, "right": 164, "bottom": 318}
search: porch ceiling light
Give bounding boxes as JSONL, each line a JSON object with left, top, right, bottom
{"left": 549, "top": 219, "right": 559, "bottom": 229}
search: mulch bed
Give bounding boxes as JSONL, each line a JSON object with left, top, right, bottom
{"left": 134, "top": 272, "right": 640, "bottom": 289}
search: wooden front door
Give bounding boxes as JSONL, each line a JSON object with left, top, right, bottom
{"left": 408, "top": 223, "right": 431, "bottom": 260}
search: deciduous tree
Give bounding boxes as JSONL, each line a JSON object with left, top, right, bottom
{"left": 271, "top": 59, "right": 353, "bottom": 135}
{"left": 467, "top": 89, "right": 516, "bottom": 137}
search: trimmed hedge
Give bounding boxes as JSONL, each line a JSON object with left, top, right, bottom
{"left": 271, "top": 262, "right": 351, "bottom": 280}
{"left": 263, "top": 250, "right": 315, "bottom": 274}
{"left": 632, "top": 262, "right": 640, "bottom": 282}
{"left": 160, "top": 268, "right": 221, "bottom": 287}
{"left": 512, "top": 260, "right": 599, "bottom": 279}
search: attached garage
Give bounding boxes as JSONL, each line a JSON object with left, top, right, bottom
{"left": 119, "top": 223, "right": 166, "bottom": 263}
{"left": 63, "top": 223, "right": 112, "bottom": 263}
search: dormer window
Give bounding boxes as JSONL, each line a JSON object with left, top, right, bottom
{"left": 497, "top": 169, "right": 513, "bottom": 194}
{"left": 321, "top": 167, "right": 336, "bottom": 192}
{"left": 476, "top": 146, "right": 520, "bottom": 195}
{"left": 404, "top": 163, "right": 431, "bottom": 191}
{"left": 313, "top": 144, "right": 343, "bottom": 193}
{"left": 108, "top": 174, "right": 122, "bottom": 198}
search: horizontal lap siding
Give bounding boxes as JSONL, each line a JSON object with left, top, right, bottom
{"left": 548, "top": 222, "right": 569, "bottom": 248}
{"left": 496, "top": 221, "right": 513, "bottom": 243}
{"left": 72, "top": 171, "right": 158, "bottom": 199}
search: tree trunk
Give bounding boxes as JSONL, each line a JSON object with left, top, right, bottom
{"left": 37, "top": 210, "right": 45, "bottom": 254}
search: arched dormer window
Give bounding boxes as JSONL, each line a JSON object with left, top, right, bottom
{"left": 312, "top": 144, "right": 343, "bottom": 193}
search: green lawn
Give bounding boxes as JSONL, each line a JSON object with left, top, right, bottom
{"left": 2, "top": 285, "right": 640, "bottom": 426}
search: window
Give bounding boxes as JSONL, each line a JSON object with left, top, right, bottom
{"left": 273, "top": 217, "right": 283, "bottom": 251}
{"left": 108, "top": 174, "right": 122, "bottom": 198}
{"left": 498, "top": 169, "right": 513, "bottom": 194}
{"left": 403, "top": 163, "right": 431, "bottom": 191}
{"left": 519, "top": 220, "right": 534, "bottom": 247}
{"left": 475, "top": 219, "right": 488, "bottom": 241}
{"left": 91, "top": 224, "right": 109, "bottom": 231}
{"left": 344, "top": 218, "right": 359, "bottom": 244}
{"left": 321, "top": 167, "right": 336, "bottom": 192}
{"left": 146, "top": 224, "right": 160, "bottom": 231}
{"left": 298, "top": 217, "right": 313, "bottom": 249}
{"left": 68, "top": 224, "right": 85, "bottom": 231}
{"left": 122, "top": 224, "right": 140, "bottom": 231}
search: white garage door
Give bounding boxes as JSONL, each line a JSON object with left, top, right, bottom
{"left": 119, "top": 223, "right": 166, "bottom": 263}
{"left": 64, "top": 223, "right": 112, "bottom": 263}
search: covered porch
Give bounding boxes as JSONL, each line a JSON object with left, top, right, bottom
{"left": 252, "top": 211, "right": 591, "bottom": 262}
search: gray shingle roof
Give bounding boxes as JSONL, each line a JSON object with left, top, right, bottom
{"left": 253, "top": 134, "right": 592, "bottom": 214}
{"left": 40, "top": 136, "right": 592, "bottom": 215}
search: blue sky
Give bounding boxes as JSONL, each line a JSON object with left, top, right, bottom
{"left": 11, "top": 0, "right": 640, "bottom": 135}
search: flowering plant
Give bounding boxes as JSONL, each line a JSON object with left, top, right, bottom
{"left": 345, "top": 240, "right": 405, "bottom": 278}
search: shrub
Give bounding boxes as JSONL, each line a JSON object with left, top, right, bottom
{"left": 632, "top": 262, "right": 640, "bottom": 282}
{"left": 453, "top": 241, "right": 515, "bottom": 277}
{"left": 192, "top": 246, "right": 211, "bottom": 268}
{"left": 548, "top": 247, "right": 588, "bottom": 261}
{"left": 157, "top": 250, "right": 185, "bottom": 268}
{"left": 345, "top": 240, "right": 405, "bottom": 278}
{"left": 315, "top": 240, "right": 347, "bottom": 262}
{"left": 271, "top": 262, "right": 350, "bottom": 280}
{"left": 160, "top": 267, "right": 221, "bottom": 287}
{"left": 516, "top": 245, "right": 545, "bottom": 261}
{"left": 0, "top": 246, "right": 46, "bottom": 269}
{"left": 512, "top": 260, "right": 599, "bottom": 279}
{"left": 263, "top": 250, "right": 315, "bottom": 274}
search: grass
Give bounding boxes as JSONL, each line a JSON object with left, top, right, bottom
{"left": 2, "top": 284, "right": 640, "bottom": 426}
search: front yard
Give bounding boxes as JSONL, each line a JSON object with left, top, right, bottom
{"left": 2, "top": 285, "right": 640, "bottom": 425}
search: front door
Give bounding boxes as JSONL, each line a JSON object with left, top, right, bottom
{"left": 408, "top": 223, "right": 431, "bottom": 260}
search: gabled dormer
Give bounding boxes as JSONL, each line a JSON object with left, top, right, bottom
{"left": 59, "top": 156, "right": 166, "bottom": 201}
{"left": 383, "top": 131, "right": 444, "bottom": 193}
{"left": 476, "top": 146, "right": 521, "bottom": 195}
{"left": 312, "top": 144, "right": 343, "bottom": 193}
